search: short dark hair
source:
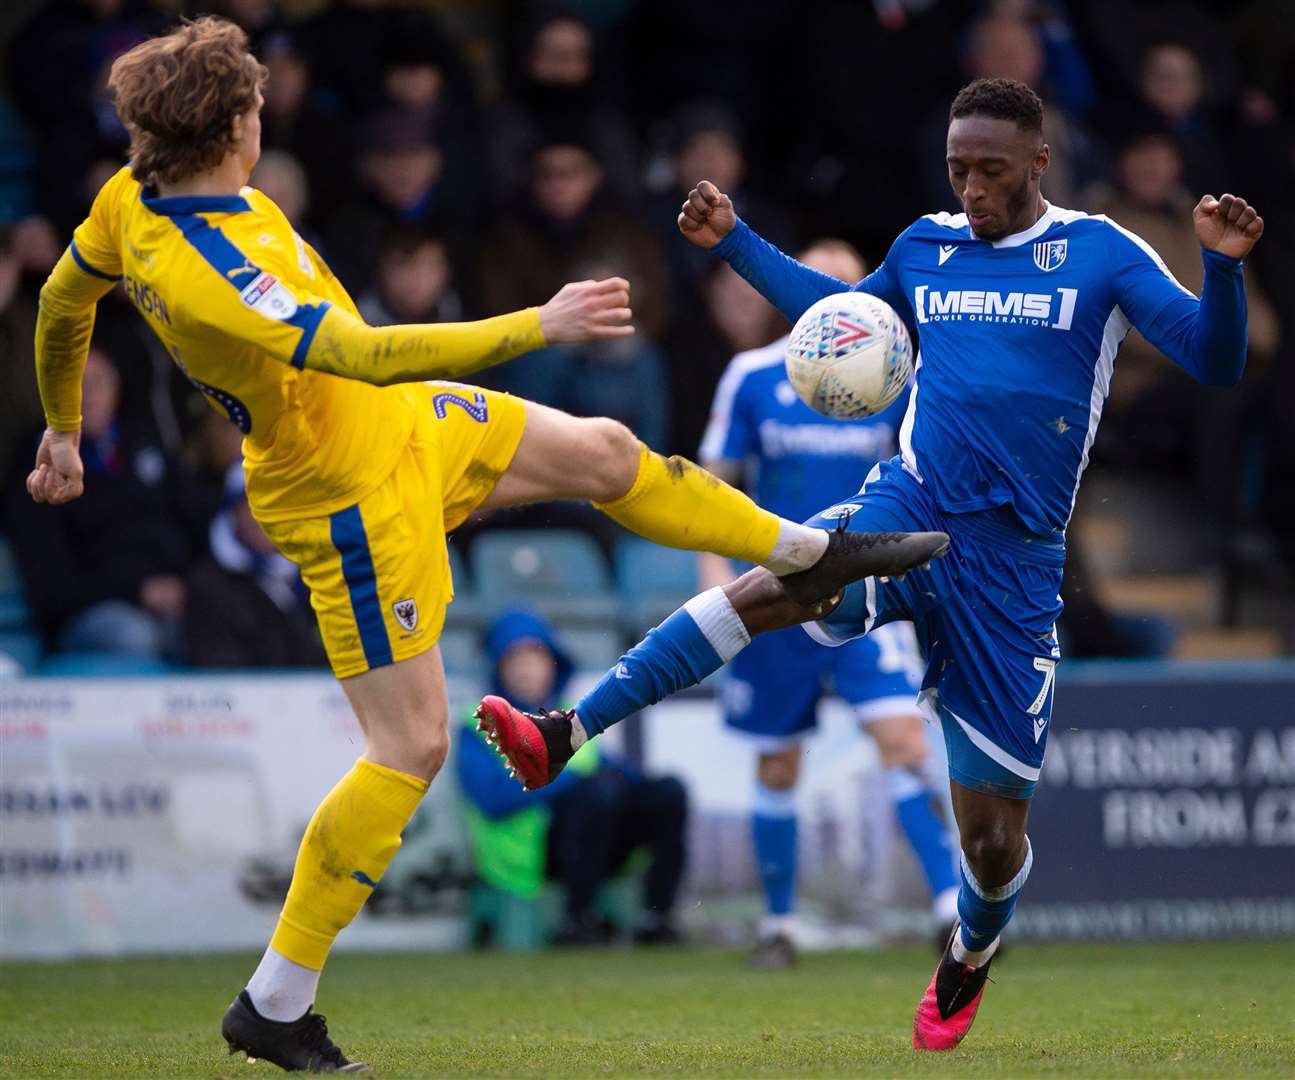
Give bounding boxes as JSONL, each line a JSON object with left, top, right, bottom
{"left": 949, "top": 77, "right": 1043, "bottom": 135}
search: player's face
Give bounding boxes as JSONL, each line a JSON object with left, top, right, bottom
{"left": 946, "top": 115, "right": 1047, "bottom": 241}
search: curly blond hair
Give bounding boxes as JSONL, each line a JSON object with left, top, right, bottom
{"left": 108, "top": 17, "right": 267, "bottom": 187}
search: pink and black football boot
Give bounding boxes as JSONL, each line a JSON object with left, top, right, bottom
{"left": 473, "top": 695, "right": 577, "bottom": 791}
{"left": 912, "top": 923, "right": 996, "bottom": 1051}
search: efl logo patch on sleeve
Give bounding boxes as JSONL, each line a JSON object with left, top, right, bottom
{"left": 239, "top": 271, "right": 299, "bottom": 321}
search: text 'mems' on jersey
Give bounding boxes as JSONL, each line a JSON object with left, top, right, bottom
{"left": 70, "top": 166, "right": 417, "bottom": 523}
{"left": 700, "top": 335, "right": 908, "bottom": 524}
{"left": 857, "top": 204, "right": 1203, "bottom": 538}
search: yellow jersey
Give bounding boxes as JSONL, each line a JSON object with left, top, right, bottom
{"left": 39, "top": 166, "right": 546, "bottom": 523}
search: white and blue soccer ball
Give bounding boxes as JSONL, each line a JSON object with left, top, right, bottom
{"left": 785, "top": 291, "right": 913, "bottom": 419}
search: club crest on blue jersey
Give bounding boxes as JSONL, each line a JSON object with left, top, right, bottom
{"left": 1033, "top": 238, "right": 1068, "bottom": 272}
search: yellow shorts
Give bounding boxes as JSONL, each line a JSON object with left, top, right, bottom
{"left": 262, "top": 383, "right": 527, "bottom": 679}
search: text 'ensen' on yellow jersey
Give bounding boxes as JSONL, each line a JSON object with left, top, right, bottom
{"left": 70, "top": 166, "right": 417, "bottom": 523}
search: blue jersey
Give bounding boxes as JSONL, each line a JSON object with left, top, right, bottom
{"left": 715, "top": 204, "right": 1249, "bottom": 538}
{"left": 699, "top": 335, "right": 909, "bottom": 524}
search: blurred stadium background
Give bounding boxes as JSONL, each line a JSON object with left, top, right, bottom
{"left": 0, "top": 0, "right": 1292, "bottom": 1070}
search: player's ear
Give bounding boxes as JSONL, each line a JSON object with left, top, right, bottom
{"left": 1032, "top": 142, "right": 1050, "bottom": 180}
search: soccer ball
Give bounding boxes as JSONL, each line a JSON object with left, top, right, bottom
{"left": 785, "top": 292, "right": 913, "bottom": 419}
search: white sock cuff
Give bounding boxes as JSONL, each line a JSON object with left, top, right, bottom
{"left": 753, "top": 780, "right": 797, "bottom": 817}
{"left": 960, "top": 836, "right": 1033, "bottom": 902}
{"left": 683, "top": 586, "right": 751, "bottom": 662}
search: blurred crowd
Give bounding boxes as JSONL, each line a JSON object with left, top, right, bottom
{"left": 1, "top": 0, "right": 1293, "bottom": 671}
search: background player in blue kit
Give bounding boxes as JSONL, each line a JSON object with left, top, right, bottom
{"left": 479, "top": 77, "right": 1262, "bottom": 1051}
{"left": 697, "top": 239, "right": 958, "bottom": 967}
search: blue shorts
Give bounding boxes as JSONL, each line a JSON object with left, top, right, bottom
{"left": 723, "top": 620, "right": 923, "bottom": 751}
{"left": 804, "top": 457, "right": 1064, "bottom": 800}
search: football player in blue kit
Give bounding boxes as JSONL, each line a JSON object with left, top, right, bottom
{"left": 477, "top": 78, "right": 1262, "bottom": 1049}
{"left": 697, "top": 240, "right": 958, "bottom": 967}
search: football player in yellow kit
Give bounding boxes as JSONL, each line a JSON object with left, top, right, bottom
{"left": 27, "top": 18, "right": 945, "bottom": 1072}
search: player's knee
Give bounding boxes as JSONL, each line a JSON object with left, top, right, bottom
{"left": 869, "top": 714, "right": 928, "bottom": 769}
{"left": 757, "top": 749, "right": 800, "bottom": 790}
{"left": 960, "top": 820, "right": 1026, "bottom": 887}
{"left": 583, "top": 417, "right": 640, "bottom": 501}
{"left": 403, "top": 721, "right": 450, "bottom": 781}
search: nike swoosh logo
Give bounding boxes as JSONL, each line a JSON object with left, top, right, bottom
{"left": 938, "top": 244, "right": 957, "bottom": 266}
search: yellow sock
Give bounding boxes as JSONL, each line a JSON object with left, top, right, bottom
{"left": 593, "top": 444, "right": 783, "bottom": 564}
{"left": 270, "top": 758, "right": 428, "bottom": 970}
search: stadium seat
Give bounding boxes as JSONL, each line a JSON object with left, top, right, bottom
{"left": 438, "top": 625, "right": 485, "bottom": 680}
{"left": 471, "top": 530, "right": 617, "bottom": 624}
{"left": 442, "top": 543, "right": 484, "bottom": 631}
{"left": 613, "top": 537, "right": 699, "bottom": 633}
{"left": 0, "top": 536, "right": 32, "bottom": 631}
{"left": 37, "top": 652, "right": 171, "bottom": 676}
{"left": 552, "top": 623, "right": 624, "bottom": 671}
{"left": 0, "top": 630, "right": 42, "bottom": 674}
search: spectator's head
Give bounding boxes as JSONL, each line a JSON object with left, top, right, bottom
{"left": 705, "top": 263, "right": 780, "bottom": 353}
{"left": 1140, "top": 43, "right": 1204, "bottom": 122}
{"left": 252, "top": 149, "right": 309, "bottom": 226}
{"left": 376, "top": 228, "right": 453, "bottom": 321}
{"left": 964, "top": 15, "right": 1044, "bottom": 89}
{"left": 797, "top": 239, "right": 867, "bottom": 284}
{"left": 261, "top": 32, "right": 310, "bottom": 123}
{"left": 527, "top": 14, "right": 593, "bottom": 88}
{"left": 209, "top": 0, "right": 276, "bottom": 33}
{"left": 359, "top": 110, "right": 443, "bottom": 211}
{"left": 530, "top": 139, "right": 602, "bottom": 223}
{"left": 222, "top": 465, "right": 277, "bottom": 556}
{"left": 485, "top": 607, "right": 574, "bottom": 713}
{"left": 379, "top": 17, "right": 455, "bottom": 111}
{"left": 108, "top": 16, "right": 267, "bottom": 188}
{"left": 1116, "top": 131, "right": 1184, "bottom": 211}
{"left": 672, "top": 104, "right": 745, "bottom": 194}
{"left": 81, "top": 347, "right": 121, "bottom": 439}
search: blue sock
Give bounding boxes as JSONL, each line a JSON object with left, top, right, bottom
{"left": 753, "top": 782, "right": 797, "bottom": 917}
{"left": 576, "top": 588, "right": 748, "bottom": 736}
{"left": 888, "top": 767, "right": 959, "bottom": 904}
{"left": 957, "top": 837, "right": 1033, "bottom": 954}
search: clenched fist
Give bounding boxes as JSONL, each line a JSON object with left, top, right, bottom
{"left": 677, "top": 180, "right": 737, "bottom": 249}
{"left": 539, "top": 278, "right": 634, "bottom": 344}
{"left": 1194, "top": 193, "right": 1263, "bottom": 260}
{"left": 26, "top": 428, "right": 84, "bottom": 505}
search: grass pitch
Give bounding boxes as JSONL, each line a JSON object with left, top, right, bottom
{"left": 0, "top": 941, "right": 1291, "bottom": 1077}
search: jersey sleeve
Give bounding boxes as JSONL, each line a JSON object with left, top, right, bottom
{"left": 1105, "top": 220, "right": 1248, "bottom": 387}
{"left": 34, "top": 169, "right": 133, "bottom": 430}
{"left": 698, "top": 356, "right": 758, "bottom": 463}
{"left": 69, "top": 166, "right": 130, "bottom": 281}
{"left": 849, "top": 231, "right": 912, "bottom": 324}
{"left": 187, "top": 258, "right": 547, "bottom": 385}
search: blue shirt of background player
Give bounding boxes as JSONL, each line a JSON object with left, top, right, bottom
{"left": 699, "top": 335, "right": 910, "bottom": 526}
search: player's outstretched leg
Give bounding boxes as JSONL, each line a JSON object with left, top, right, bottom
{"left": 480, "top": 403, "right": 948, "bottom": 590}
{"left": 476, "top": 559, "right": 896, "bottom": 790}
{"left": 913, "top": 781, "right": 1032, "bottom": 1051}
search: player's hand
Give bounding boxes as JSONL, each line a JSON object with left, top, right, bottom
{"left": 539, "top": 277, "right": 634, "bottom": 344}
{"left": 677, "top": 180, "right": 736, "bottom": 249}
{"left": 26, "top": 428, "right": 84, "bottom": 506}
{"left": 1194, "top": 194, "right": 1263, "bottom": 260}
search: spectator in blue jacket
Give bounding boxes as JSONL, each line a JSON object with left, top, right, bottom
{"left": 457, "top": 606, "right": 687, "bottom": 945}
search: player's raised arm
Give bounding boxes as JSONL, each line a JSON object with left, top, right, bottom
{"left": 679, "top": 180, "right": 898, "bottom": 321}
{"left": 298, "top": 277, "right": 633, "bottom": 386}
{"left": 1109, "top": 193, "right": 1263, "bottom": 389}
{"left": 28, "top": 171, "right": 131, "bottom": 506}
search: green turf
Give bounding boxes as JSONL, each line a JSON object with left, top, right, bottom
{"left": 0, "top": 942, "right": 1291, "bottom": 1077}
